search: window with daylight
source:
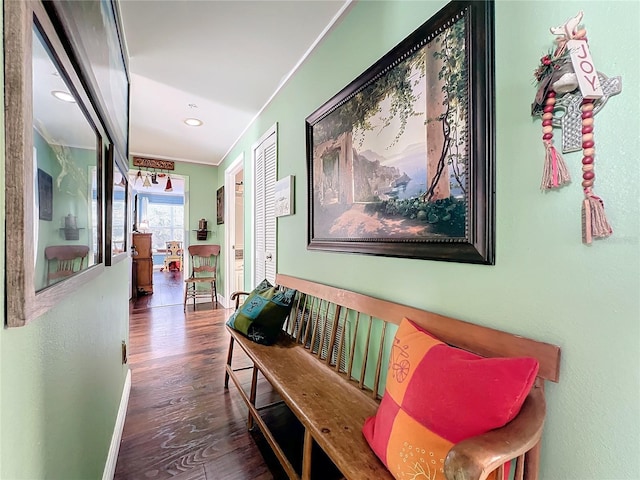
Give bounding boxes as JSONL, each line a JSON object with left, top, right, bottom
{"left": 139, "top": 194, "right": 184, "bottom": 251}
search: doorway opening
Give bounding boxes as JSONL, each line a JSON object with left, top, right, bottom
{"left": 224, "top": 153, "right": 244, "bottom": 306}
{"left": 130, "top": 170, "right": 187, "bottom": 309}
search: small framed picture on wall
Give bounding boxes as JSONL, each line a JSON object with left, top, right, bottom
{"left": 275, "top": 175, "right": 294, "bottom": 217}
{"left": 216, "top": 186, "right": 224, "bottom": 224}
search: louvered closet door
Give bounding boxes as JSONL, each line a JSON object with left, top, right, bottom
{"left": 253, "top": 129, "right": 277, "bottom": 285}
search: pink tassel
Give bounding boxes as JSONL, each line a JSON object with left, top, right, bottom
{"left": 540, "top": 90, "right": 569, "bottom": 190}
{"left": 582, "top": 192, "right": 612, "bottom": 244}
{"left": 541, "top": 142, "right": 571, "bottom": 190}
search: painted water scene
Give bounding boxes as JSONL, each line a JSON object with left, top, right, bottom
{"left": 309, "top": 15, "right": 469, "bottom": 247}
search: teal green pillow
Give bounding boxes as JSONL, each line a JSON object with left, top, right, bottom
{"left": 226, "top": 279, "right": 297, "bottom": 345}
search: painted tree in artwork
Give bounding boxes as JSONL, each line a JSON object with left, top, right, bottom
{"left": 425, "top": 36, "right": 450, "bottom": 201}
{"left": 314, "top": 16, "right": 467, "bottom": 200}
{"left": 312, "top": 16, "right": 468, "bottom": 237}
{"left": 423, "top": 18, "right": 467, "bottom": 202}
{"left": 312, "top": 56, "right": 422, "bottom": 148}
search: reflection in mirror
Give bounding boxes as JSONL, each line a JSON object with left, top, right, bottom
{"left": 112, "top": 167, "right": 127, "bottom": 256}
{"left": 32, "top": 24, "right": 99, "bottom": 291}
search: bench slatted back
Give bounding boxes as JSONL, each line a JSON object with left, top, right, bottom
{"left": 277, "top": 274, "right": 561, "bottom": 397}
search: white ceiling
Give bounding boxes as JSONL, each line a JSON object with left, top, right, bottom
{"left": 118, "top": 0, "right": 350, "bottom": 167}
{"left": 33, "top": 29, "right": 97, "bottom": 151}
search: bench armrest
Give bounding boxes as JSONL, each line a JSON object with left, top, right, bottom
{"left": 444, "top": 385, "right": 546, "bottom": 480}
{"left": 230, "top": 291, "right": 250, "bottom": 310}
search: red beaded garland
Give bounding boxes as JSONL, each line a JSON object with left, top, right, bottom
{"left": 581, "top": 99, "right": 596, "bottom": 193}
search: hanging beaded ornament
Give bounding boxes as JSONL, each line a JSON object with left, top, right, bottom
{"left": 531, "top": 11, "right": 621, "bottom": 244}
{"left": 579, "top": 98, "right": 612, "bottom": 243}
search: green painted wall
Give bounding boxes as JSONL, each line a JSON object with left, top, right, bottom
{"left": 173, "top": 161, "right": 221, "bottom": 291}
{"left": 1, "top": 9, "right": 130, "bottom": 480}
{"left": 219, "top": 1, "right": 640, "bottom": 478}
{"left": 1, "top": 262, "right": 130, "bottom": 479}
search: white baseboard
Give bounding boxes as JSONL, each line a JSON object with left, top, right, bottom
{"left": 190, "top": 295, "right": 230, "bottom": 308}
{"left": 102, "top": 369, "right": 131, "bottom": 480}
{"left": 218, "top": 294, "right": 231, "bottom": 309}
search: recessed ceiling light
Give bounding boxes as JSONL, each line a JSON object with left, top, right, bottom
{"left": 51, "top": 90, "right": 76, "bottom": 103}
{"left": 184, "top": 118, "right": 203, "bottom": 127}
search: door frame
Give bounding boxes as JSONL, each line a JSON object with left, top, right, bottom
{"left": 251, "top": 123, "right": 277, "bottom": 288}
{"left": 224, "top": 153, "right": 244, "bottom": 307}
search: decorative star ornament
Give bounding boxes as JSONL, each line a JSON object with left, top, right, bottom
{"left": 532, "top": 72, "right": 622, "bottom": 153}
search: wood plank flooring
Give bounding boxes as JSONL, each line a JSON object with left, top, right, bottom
{"left": 115, "top": 298, "right": 288, "bottom": 480}
{"left": 132, "top": 270, "right": 185, "bottom": 310}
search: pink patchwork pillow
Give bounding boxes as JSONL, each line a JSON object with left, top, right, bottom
{"left": 363, "top": 318, "right": 539, "bottom": 479}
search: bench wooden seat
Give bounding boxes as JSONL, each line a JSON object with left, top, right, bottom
{"left": 226, "top": 331, "right": 394, "bottom": 480}
{"left": 224, "top": 274, "right": 561, "bottom": 480}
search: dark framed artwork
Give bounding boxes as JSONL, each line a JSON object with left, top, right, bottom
{"left": 37, "top": 168, "right": 53, "bottom": 221}
{"left": 217, "top": 186, "right": 225, "bottom": 225}
{"left": 306, "top": 0, "right": 495, "bottom": 264}
{"left": 46, "top": 0, "right": 130, "bottom": 162}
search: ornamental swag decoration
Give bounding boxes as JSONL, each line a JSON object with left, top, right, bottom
{"left": 531, "top": 11, "right": 622, "bottom": 244}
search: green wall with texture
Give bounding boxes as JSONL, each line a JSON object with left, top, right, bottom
{"left": 165, "top": 161, "right": 218, "bottom": 250}
{"left": 1, "top": 8, "right": 130, "bottom": 479}
{"left": 218, "top": 1, "right": 640, "bottom": 479}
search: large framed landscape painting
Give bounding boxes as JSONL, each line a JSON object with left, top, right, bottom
{"left": 306, "top": 0, "right": 495, "bottom": 264}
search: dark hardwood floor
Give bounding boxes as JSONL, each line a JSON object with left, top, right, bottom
{"left": 115, "top": 285, "right": 288, "bottom": 480}
{"left": 132, "top": 269, "right": 186, "bottom": 310}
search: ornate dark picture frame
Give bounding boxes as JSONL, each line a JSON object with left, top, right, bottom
{"left": 217, "top": 186, "right": 225, "bottom": 225}
{"left": 306, "top": 0, "right": 495, "bottom": 264}
{"left": 37, "top": 168, "right": 53, "bottom": 221}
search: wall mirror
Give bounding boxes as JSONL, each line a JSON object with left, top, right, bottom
{"left": 106, "top": 145, "right": 128, "bottom": 265}
{"left": 32, "top": 25, "right": 100, "bottom": 290}
{"left": 4, "top": 1, "right": 109, "bottom": 326}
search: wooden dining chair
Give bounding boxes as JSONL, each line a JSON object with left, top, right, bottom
{"left": 163, "top": 240, "right": 183, "bottom": 271}
{"left": 184, "top": 244, "right": 220, "bottom": 311}
{"left": 45, "top": 245, "right": 91, "bottom": 286}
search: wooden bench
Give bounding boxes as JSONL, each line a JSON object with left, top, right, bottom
{"left": 224, "top": 274, "right": 561, "bottom": 480}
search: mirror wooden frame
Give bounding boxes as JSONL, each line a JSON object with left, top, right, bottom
{"left": 4, "top": 0, "right": 107, "bottom": 327}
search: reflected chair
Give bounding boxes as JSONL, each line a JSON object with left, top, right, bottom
{"left": 184, "top": 244, "right": 220, "bottom": 311}
{"left": 163, "top": 241, "right": 183, "bottom": 271}
{"left": 45, "top": 245, "right": 90, "bottom": 286}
